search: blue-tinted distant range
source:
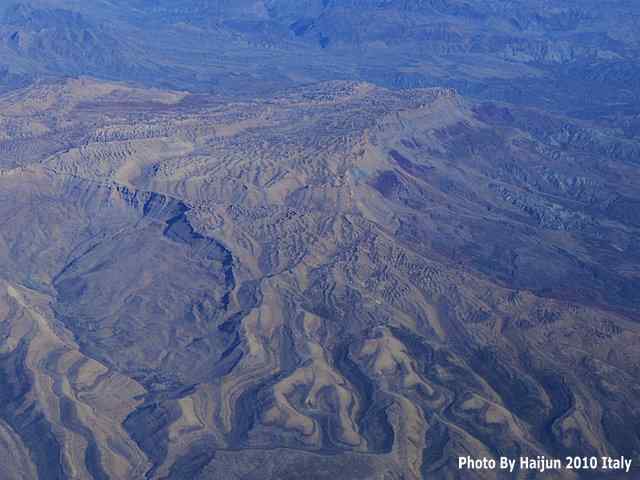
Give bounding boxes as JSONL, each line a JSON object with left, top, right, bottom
{"left": 0, "top": 1, "right": 639, "bottom": 480}
{"left": 2, "top": 0, "right": 640, "bottom": 110}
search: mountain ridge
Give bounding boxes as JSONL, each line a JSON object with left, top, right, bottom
{"left": 0, "top": 1, "right": 639, "bottom": 477}
{"left": 0, "top": 78, "right": 638, "bottom": 478}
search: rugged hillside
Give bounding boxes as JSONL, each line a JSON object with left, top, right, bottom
{"left": 0, "top": 78, "right": 638, "bottom": 479}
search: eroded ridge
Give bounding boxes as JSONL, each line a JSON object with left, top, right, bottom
{"left": 0, "top": 79, "right": 638, "bottom": 479}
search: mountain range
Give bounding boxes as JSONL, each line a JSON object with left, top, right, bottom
{"left": 1, "top": 1, "right": 639, "bottom": 111}
{"left": 0, "top": 2, "right": 639, "bottom": 479}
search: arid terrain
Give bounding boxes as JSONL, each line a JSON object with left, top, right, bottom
{"left": 0, "top": 76, "right": 638, "bottom": 479}
{"left": 0, "top": 1, "right": 639, "bottom": 479}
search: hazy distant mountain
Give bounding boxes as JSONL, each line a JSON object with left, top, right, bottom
{"left": 2, "top": 4, "right": 124, "bottom": 72}
{"left": 1, "top": 0, "right": 639, "bottom": 111}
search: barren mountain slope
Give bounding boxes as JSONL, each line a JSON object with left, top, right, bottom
{"left": 0, "top": 79, "right": 639, "bottom": 479}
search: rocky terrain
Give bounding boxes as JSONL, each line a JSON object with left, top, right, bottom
{"left": 0, "top": 76, "right": 638, "bottom": 479}
{"left": 0, "top": 1, "right": 639, "bottom": 479}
